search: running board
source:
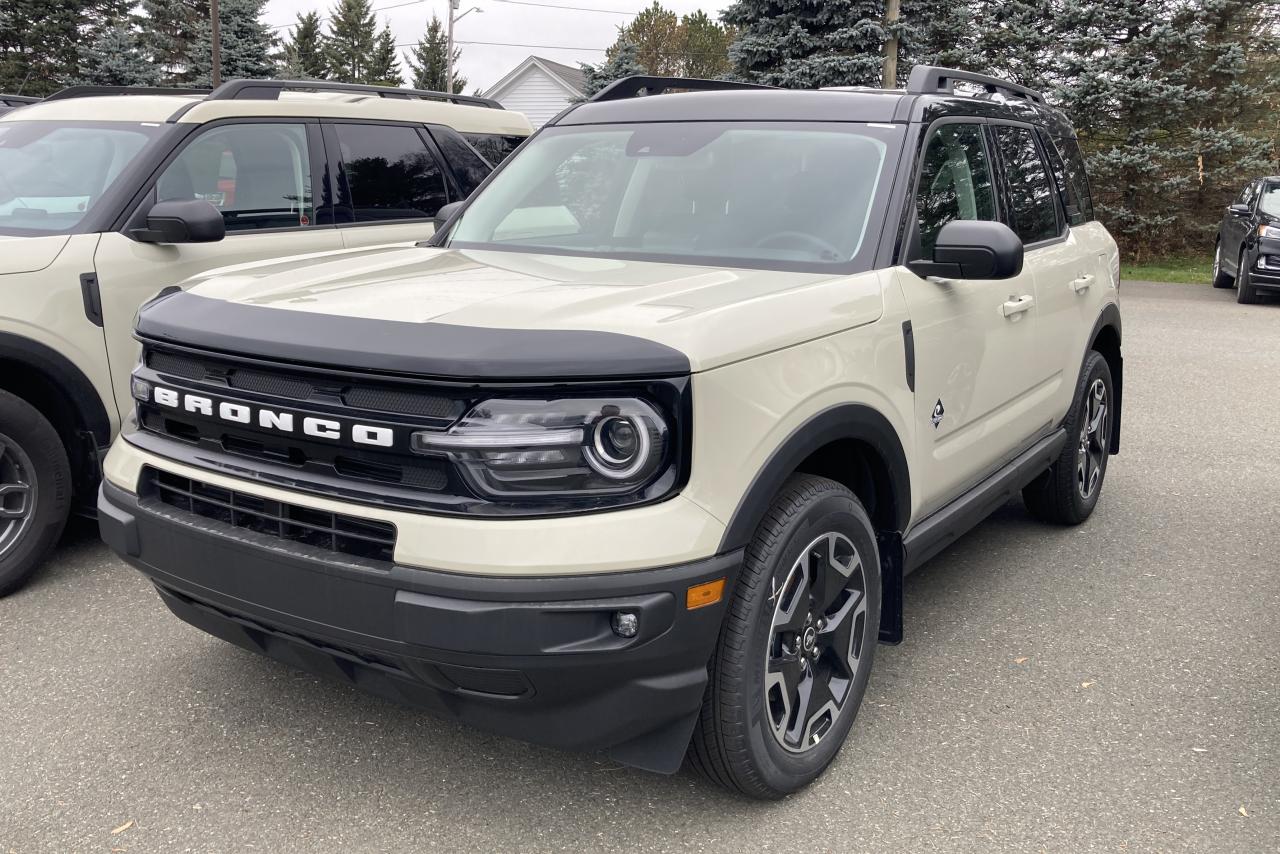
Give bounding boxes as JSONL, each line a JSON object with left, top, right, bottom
{"left": 902, "top": 428, "right": 1067, "bottom": 573}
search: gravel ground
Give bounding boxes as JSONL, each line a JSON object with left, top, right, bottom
{"left": 1, "top": 280, "right": 1277, "bottom": 853}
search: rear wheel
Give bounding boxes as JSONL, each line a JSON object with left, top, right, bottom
{"left": 1237, "top": 248, "right": 1260, "bottom": 304}
{"left": 1212, "top": 241, "right": 1234, "bottom": 288}
{"left": 1023, "top": 351, "right": 1113, "bottom": 525}
{"left": 0, "top": 390, "right": 72, "bottom": 596}
{"left": 688, "top": 474, "right": 880, "bottom": 799}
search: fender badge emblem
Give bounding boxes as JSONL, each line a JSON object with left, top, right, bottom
{"left": 931, "top": 399, "right": 945, "bottom": 429}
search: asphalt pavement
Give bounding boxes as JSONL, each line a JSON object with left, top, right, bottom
{"left": 1, "top": 280, "right": 1277, "bottom": 853}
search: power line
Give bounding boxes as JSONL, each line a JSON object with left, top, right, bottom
{"left": 488, "top": 0, "right": 636, "bottom": 15}
{"left": 453, "top": 39, "right": 608, "bottom": 50}
{"left": 269, "top": 0, "right": 427, "bottom": 32}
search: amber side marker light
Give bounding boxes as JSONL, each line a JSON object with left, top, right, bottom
{"left": 686, "top": 578, "right": 725, "bottom": 610}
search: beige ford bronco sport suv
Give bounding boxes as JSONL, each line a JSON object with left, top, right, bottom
{"left": 99, "top": 69, "right": 1122, "bottom": 798}
{"left": 0, "top": 80, "right": 530, "bottom": 594}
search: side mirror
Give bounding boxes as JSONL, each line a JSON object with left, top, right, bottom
{"left": 1229, "top": 203, "right": 1252, "bottom": 217}
{"left": 133, "top": 200, "right": 226, "bottom": 244}
{"left": 433, "top": 200, "right": 466, "bottom": 231}
{"left": 907, "top": 220, "right": 1024, "bottom": 280}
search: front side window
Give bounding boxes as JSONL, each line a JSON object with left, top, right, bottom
{"left": 1259, "top": 183, "right": 1280, "bottom": 218}
{"left": 0, "top": 121, "right": 163, "bottom": 234}
{"left": 448, "top": 121, "right": 900, "bottom": 271}
{"left": 334, "top": 123, "right": 448, "bottom": 222}
{"left": 994, "top": 125, "right": 1061, "bottom": 244}
{"left": 158, "top": 123, "right": 314, "bottom": 231}
{"left": 914, "top": 123, "right": 996, "bottom": 256}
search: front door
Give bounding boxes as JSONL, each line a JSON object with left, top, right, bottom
{"left": 897, "top": 120, "right": 1047, "bottom": 517}
{"left": 94, "top": 120, "right": 344, "bottom": 420}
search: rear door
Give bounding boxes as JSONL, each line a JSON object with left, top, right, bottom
{"left": 95, "top": 119, "right": 343, "bottom": 419}
{"left": 324, "top": 122, "right": 456, "bottom": 250}
{"left": 897, "top": 119, "right": 1047, "bottom": 516}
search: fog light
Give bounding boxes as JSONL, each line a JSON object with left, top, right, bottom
{"left": 130, "top": 377, "right": 153, "bottom": 402}
{"left": 611, "top": 611, "right": 639, "bottom": 638}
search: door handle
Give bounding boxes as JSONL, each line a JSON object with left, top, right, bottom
{"left": 1001, "top": 295, "right": 1035, "bottom": 317}
{"left": 1071, "top": 274, "right": 1095, "bottom": 293}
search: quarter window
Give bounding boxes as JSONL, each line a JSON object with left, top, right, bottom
{"left": 914, "top": 123, "right": 997, "bottom": 256}
{"left": 463, "top": 133, "right": 525, "bottom": 166}
{"left": 1040, "top": 132, "right": 1086, "bottom": 227}
{"left": 158, "top": 123, "right": 314, "bottom": 231}
{"left": 994, "top": 126, "right": 1060, "bottom": 244}
{"left": 334, "top": 123, "right": 448, "bottom": 222}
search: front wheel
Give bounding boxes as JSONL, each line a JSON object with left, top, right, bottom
{"left": 0, "top": 390, "right": 72, "bottom": 596}
{"left": 688, "top": 474, "right": 880, "bottom": 799}
{"left": 1237, "top": 249, "right": 1260, "bottom": 304}
{"left": 1023, "top": 351, "right": 1113, "bottom": 525}
{"left": 1212, "top": 241, "right": 1233, "bottom": 288}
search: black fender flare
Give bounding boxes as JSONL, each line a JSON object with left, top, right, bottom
{"left": 0, "top": 333, "right": 113, "bottom": 447}
{"left": 1084, "top": 303, "right": 1123, "bottom": 453}
{"left": 718, "top": 403, "right": 911, "bottom": 552}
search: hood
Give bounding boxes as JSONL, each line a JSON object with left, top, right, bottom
{"left": 0, "top": 234, "right": 71, "bottom": 275}
{"left": 159, "top": 245, "right": 885, "bottom": 376}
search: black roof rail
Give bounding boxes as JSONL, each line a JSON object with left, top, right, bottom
{"left": 590, "top": 75, "right": 777, "bottom": 102}
{"left": 906, "top": 66, "right": 1045, "bottom": 105}
{"left": 0, "top": 94, "right": 41, "bottom": 106}
{"left": 205, "top": 79, "right": 504, "bottom": 109}
{"left": 44, "top": 86, "right": 210, "bottom": 102}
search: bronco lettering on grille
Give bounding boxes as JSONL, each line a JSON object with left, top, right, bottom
{"left": 150, "top": 386, "right": 394, "bottom": 447}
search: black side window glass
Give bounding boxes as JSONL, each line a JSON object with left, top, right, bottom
{"left": 334, "top": 124, "right": 448, "bottom": 222}
{"left": 428, "top": 128, "right": 492, "bottom": 198}
{"left": 994, "top": 126, "right": 1060, "bottom": 244}
{"left": 159, "top": 123, "right": 314, "bottom": 231}
{"left": 1040, "top": 132, "right": 1084, "bottom": 227}
{"left": 1052, "top": 136, "right": 1093, "bottom": 222}
{"left": 915, "top": 123, "right": 996, "bottom": 256}
{"left": 463, "top": 133, "right": 525, "bottom": 166}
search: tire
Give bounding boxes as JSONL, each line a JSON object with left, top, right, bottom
{"left": 0, "top": 390, "right": 72, "bottom": 596}
{"left": 1023, "top": 351, "right": 1113, "bottom": 525}
{"left": 688, "top": 474, "right": 881, "bottom": 799}
{"left": 1212, "top": 241, "right": 1234, "bottom": 288}
{"left": 1237, "top": 248, "right": 1260, "bottom": 304}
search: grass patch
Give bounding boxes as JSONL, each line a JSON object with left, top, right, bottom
{"left": 1120, "top": 255, "right": 1214, "bottom": 285}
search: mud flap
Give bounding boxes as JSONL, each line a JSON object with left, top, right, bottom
{"left": 877, "top": 531, "right": 904, "bottom": 644}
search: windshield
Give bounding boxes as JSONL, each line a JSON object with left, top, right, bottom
{"left": 1260, "top": 183, "right": 1280, "bottom": 219}
{"left": 0, "top": 121, "right": 164, "bottom": 235}
{"left": 448, "top": 121, "right": 903, "bottom": 271}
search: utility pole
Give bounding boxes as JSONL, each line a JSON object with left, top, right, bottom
{"left": 446, "top": 0, "right": 458, "bottom": 95}
{"left": 210, "top": 0, "right": 222, "bottom": 87}
{"left": 882, "top": 0, "right": 900, "bottom": 89}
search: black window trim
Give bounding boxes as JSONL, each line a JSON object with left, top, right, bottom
{"left": 987, "top": 118, "right": 1069, "bottom": 251}
{"left": 322, "top": 117, "right": 459, "bottom": 230}
{"left": 120, "top": 116, "right": 330, "bottom": 240}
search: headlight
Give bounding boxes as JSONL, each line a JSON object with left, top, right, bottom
{"left": 410, "top": 397, "right": 671, "bottom": 500}
{"left": 1259, "top": 224, "right": 1280, "bottom": 240}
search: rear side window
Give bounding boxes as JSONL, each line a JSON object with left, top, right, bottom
{"left": 1052, "top": 136, "right": 1094, "bottom": 222}
{"left": 334, "top": 123, "right": 448, "bottom": 222}
{"left": 428, "top": 127, "right": 493, "bottom": 198}
{"left": 158, "top": 123, "right": 315, "bottom": 231}
{"left": 994, "top": 125, "right": 1060, "bottom": 244}
{"left": 1040, "top": 132, "right": 1086, "bottom": 227}
{"left": 914, "top": 123, "right": 997, "bottom": 256}
{"left": 463, "top": 133, "right": 525, "bottom": 166}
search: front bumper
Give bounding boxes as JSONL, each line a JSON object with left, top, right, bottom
{"left": 99, "top": 480, "right": 740, "bottom": 773}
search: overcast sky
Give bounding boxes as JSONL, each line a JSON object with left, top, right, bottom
{"left": 264, "top": 0, "right": 732, "bottom": 93}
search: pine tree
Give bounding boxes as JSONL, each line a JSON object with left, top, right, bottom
{"left": 324, "top": 0, "right": 378, "bottom": 83}
{"left": 76, "top": 23, "right": 162, "bottom": 86}
{"left": 405, "top": 15, "right": 466, "bottom": 93}
{"left": 139, "top": 0, "right": 207, "bottom": 86}
{"left": 0, "top": 0, "right": 133, "bottom": 94}
{"left": 896, "top": 0, "right": 984, "bottom": 84}
{"left": 188, "top": 0, "right": 276, "bottom": 87}
{"left": 723, "top": 0, "right": 887, "bottom": 88}
{"left": 367, "top": 26, "right": 403, "bottom": 87}
{"left": 969, "top": 0, "right": 1060, "bottom": 90}
{"left": 681, "top": 10, "right": 734, "bottom": 79}
{"left": 580, "top": 40, "right": 646, "bottom": 98}
{"left": 280, "top": 11, "right": 328, "bottom": 80}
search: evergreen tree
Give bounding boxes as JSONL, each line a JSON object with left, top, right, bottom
{"left": 896, "top": 0, "right": 984, "bottom": 84}
{"left": 189, "top": 0, "right": 276, "bottom": 87}
{"left": 280, "top": 11, "right": 328, "bottom": 80}
{"left": 681, "top": 10, "right": 734, "bottom": 79}
{"left": 969, "top": 0, "right": 1060, "bottom": 90}
{"left": 76, "top": 23, "right": 161, "bottom": 86}
{"left": 0, "top": 0, "right": 132, "bottom": 94}
{"left": 617, "top": 2, "right": 684, "bottom": 76}
{"left": 325, "top": 0, "right": 378, "bottom": 83}
{"left": 723, "top": 0, "right": 887, "bottom": 88}
{"left": 580, "top": 39, "right": 646, "bottom": 98}
{"left": 367, "top": 25, "right": 403, "bottom": 87}
{"left": 139, "top": 0, "right": 206, "bottom": 86}
{"left": 405, "top": 15, "right": 466, "bottom": 92}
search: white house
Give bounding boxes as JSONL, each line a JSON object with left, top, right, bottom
{"left": 483, "top": 56, "right": 586, "bottom": 128}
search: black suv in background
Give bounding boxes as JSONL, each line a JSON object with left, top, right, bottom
{"left": 0, "top": 95, "right": 39, "bottom": 116}
{"left": 1214, "top": 176, "right": 1280, "bottom": 303}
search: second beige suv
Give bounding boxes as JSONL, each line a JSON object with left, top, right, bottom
{"left": 0, "top": 80, "right": 531, "bottom": 594}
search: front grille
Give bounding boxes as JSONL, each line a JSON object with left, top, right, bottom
{"left": 144, "top": 467, "right": 397, "bottom": 563}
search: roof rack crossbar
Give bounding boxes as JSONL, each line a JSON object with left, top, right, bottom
{"left": 589, "top": 75, "right": 777, "bottom": 102}
{"left": 44, "top": 86, "right": 210, "bottom": 102}
{"left": 0, "top": 94, "right": 41, "bottom": 106}
{"left": 205, "top": 79, "right": 504, "bottom": 110}
{"left": 906, "top": 66, "right": 1045, "bottom": 105}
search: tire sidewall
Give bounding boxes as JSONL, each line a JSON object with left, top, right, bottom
{"left": 738, "top": 490, "right": 881, "bottom": 793}
{"left": 0, "top": 391, "right": 71, "bottom": 594}
{"left": 1066, "top": 353, "right": 1113, "bottom": 520}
